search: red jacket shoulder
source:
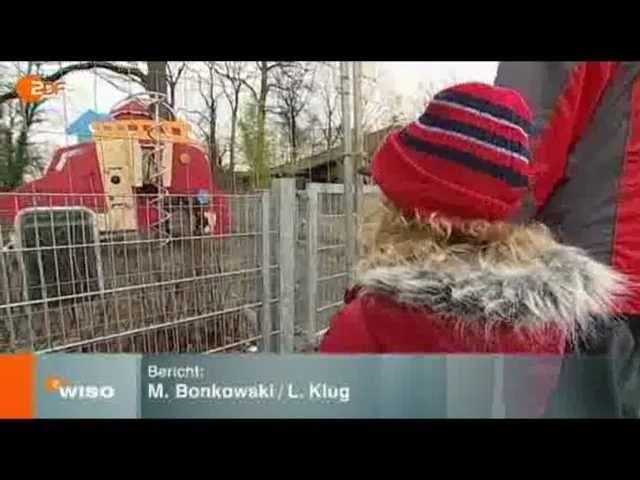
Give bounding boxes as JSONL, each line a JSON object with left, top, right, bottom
{"left": 320, "top": 292, "right": 567, "bottom": 354}
{"left": 319, "top": 297, "right": 381, "bottom": 353}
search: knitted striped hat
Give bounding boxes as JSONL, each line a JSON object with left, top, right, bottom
{"left": 371, "top": 82, "right": 534, "bottom": 222}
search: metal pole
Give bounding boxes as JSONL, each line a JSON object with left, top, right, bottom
{"left": 260, "top": 189, "right": 272, "bottom": 353}
{"left": 274, "top": 178, "right": 296, "bottom": 353}
{"left": 340, "top": 62, "right": 355, "bottom": 283}
{"left": 352, "top": 61, "right": 363, "bottom": 259}
{"left": 305, "top": 184, "right": 319, "bottom": 346}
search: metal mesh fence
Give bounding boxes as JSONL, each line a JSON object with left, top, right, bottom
{"left": 316, "top": 191, "right": 349, "bottom": 332}
{"left": 294, "top": 189, "right": 308, "bottom": 350}
{"left": 300, "top": 183, "right": 380, "bottom": 348}
{"left": 0, "top": 182, "right": 381, "bottom": 354}
{"left": 0, "top": 192, "right": 275, "bottom": 353}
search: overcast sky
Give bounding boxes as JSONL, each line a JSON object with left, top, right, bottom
{"left": 376, "top": 61, "right": 498, "bottom": 93}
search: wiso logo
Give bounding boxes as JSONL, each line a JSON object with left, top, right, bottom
{"left": 44, "top": 376, "right": 116, "bottom": 400}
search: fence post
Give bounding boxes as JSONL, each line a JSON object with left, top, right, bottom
{"left": 305, "top": 183, "right": 319, "bottom": 346}
{"left": 274, "top": 178, "right": 296, "bottom": 353}
{"left": 260, "top": 189, "right": 272, "bottom": 353}
{"left": 340, "top": 61, "right": 356, "bottom": 284}
{"left": 352, "top": 61, "right": 364, "bottom": 260}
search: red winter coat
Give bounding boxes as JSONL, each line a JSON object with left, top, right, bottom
{"left": 495, "top": 62, "right": 640, "bottom": 315}
{"left": 319, "top": 242, "right": 626, "bottom": 417}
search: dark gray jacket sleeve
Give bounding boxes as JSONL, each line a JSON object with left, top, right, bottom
{"left": 496, "top": 62, "right": 579, "bottom": 138}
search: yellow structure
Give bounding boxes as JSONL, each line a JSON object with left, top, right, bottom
{"left": 90, "top": 118, "right": 195, "bottom": 144}
{"left": 93, "top": 138, "right": 143, "bottom": 232}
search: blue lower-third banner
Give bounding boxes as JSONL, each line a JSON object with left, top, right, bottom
{"left": 21, "top": 354, "right": 615, "bottom": 418}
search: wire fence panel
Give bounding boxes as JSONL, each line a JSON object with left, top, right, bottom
{"left": 295, "top": 188, "right": 309, "bottom": 351}
{"left": 316, "top": 191, "right": 349, "bottom": 333}
{"left": 303, "top": 183, "right": 380, "bottom": 347}
{"left": 269, "top": 189, "right": 280, "bottom": 346}
{"left": 0, "top": 183, "right": 379, "bottom": 354}
{"left": 0, "top": 192, "right": 275, "bottom": 353}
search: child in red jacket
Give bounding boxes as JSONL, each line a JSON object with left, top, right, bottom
{"left": 320, "top": 82, "right": 628, "bottom": 357}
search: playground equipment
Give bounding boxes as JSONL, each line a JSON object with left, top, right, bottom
{"left": 0, "top": 92, "right": 230, "bottom": 237}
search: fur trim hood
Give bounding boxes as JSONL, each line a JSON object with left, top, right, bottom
{"left": 356, "top": 244, "right": 629, "bottom": 336}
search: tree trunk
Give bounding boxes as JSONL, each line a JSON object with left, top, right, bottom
{"left": 290, "top": 110, "right": 298, "bottom": 164}
{"left": 208, "top": 123, "right": 231, "bottom": 192}
{"left": 145, "top": 61, "right": 172, "bottom": 120}
{"left": 209, "top": 158, "right": 230, "bottom": 192}
{"left": 169, "top": 82, "right": 177, "bottom": 110}
{"left": 229, "top": 102, "right": 238, "bottom": 193}
{"left": 208, "top": 106, "right": 234, "bottom": 192}
{"left": 209, "top": 113, "right": 219, "bottom": 183}
{"left": 1, "top": 127, "right": 14, "bottom": 189}
{"left": 9, "top": 129, "right": 28, "bottom": 189}
{"left": 209, "top": 127, "right": 220, "bottom": 172}
{"left": 254, "top": 62, "right": 269, "bottom": 189}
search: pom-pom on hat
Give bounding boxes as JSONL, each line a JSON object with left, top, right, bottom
{"left": 371, "top": 82, "right": 534, "bottom": 222}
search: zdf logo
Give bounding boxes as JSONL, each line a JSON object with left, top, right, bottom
{"left": 16, "top": 75, "right": 65, "bottom": 103}
{"left": 44, "top": 375, "right": 116, "bottom": 400}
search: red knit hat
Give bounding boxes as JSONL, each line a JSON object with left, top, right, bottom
{"left": 371, "top": 82, "right": 534, "bottom": 222}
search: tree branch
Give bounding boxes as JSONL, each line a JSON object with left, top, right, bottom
{"left": 167, "top": 61, "right": 187, "bottom": 86}
{"left": 0, "top": 61, "right": 147, "bottom": 105}
{"left": 240, "top": 77, "right": 258, "bottom": 102}
{"left": 213, "top": 62, "right": 246, "bottom": 107}
{"left": 94, "top": 70, "right": 137, "bottom": 95}
{"left": 265, "top": 61, "right": 294, "bottom": 72}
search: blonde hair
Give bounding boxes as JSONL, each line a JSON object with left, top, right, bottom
{"left": 357, "top": 197, "right": 560, "bottom": 276}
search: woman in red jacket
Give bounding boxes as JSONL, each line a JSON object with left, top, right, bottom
{"left": 319, "top": 82, "right": 629, "bottom": 416}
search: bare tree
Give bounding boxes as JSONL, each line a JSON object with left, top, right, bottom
{"left": 146, "top": 61, "right": 193, "bottom": 119}
{"left": 166, "top": 62, "right": 187, "bottom": 110}
{"left": 317, "top": 63, "right": 342, "bottom": 150}
{"left": 272, "top": 62, "right": 316, "bottom": 164}
{"left": 241, "top": 61, "right": 294, "bottom": 188}
{"left": 145, "top": 61, "right": 173, "bottom": 119}
{"left": 214, "top": 61, "right": 250, "bottom": 191}
{"left": 360, "top": 73, "right": 393, "bottom": 133}
{"left": 302, "top": 112, "right": 326, "bottom": 156}
{"left": 199, "top": 63, "right": 221, "bottom": 165}
{"left": 0, "top": 62, "right": 50, "bottom": 188}
{"left": 190, "top": 62, "right": 226, "bottom": 184}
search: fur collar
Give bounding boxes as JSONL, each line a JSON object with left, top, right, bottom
{"left": 356, "top": 244, "right": 628, "bottom": 335}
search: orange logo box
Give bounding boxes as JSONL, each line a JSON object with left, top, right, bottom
{"left": 15, "top": 75, "right": 65, "bottom": 103}
{"left": 0, "top": 354, "right": 34, "bottom": 419}
{"left": 44, "top": 375, "right": 71, "bottom": 392}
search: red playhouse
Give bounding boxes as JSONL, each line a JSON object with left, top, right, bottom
{"left": 0, "top": 93, "right": 230, "bottom": 237}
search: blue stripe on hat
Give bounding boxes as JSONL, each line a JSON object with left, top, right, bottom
{"left": 434, "top": 90, "right": 533, "bottom": 136}
{"left": 418, "top": 113, "right": 531, "bottom": 161}
{"left": 398, "top": 130, "right": 530, "bottom": 188}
